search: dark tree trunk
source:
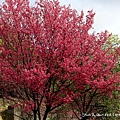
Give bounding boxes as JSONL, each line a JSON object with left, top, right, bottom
{"left": 43, "top": 105, "right": 51, "bottom": 120}
{"left": 37, "top": 105, "right": 41, "bottom": 120}
{"left": 33, "top": 110, "right": 37, "bottom": 120}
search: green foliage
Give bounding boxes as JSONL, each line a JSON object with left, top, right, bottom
{"left": 0, "top": 38, "right": 2, "bottom": 45}
{"left": 97, "top": 90, "right": 120, "bottom": 120}
{"left": 108, "top": 34, "right": 120, "bottom": 47}
{"left": 104, "top": 34, "right": 120, "bottom": 49}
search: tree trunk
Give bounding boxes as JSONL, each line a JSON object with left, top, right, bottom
{"left": 43, "top": 105, "right": 51, "bottom": 120}
{"left": 37, "top": 105, "right": 41, "bottom": 120}
{"left": 33, "top": 110, "right": 37, "bottom": 120}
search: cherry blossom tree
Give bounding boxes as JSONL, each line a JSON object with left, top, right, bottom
{"left": 0, "top": 0, "right": 119, "bottom": 120}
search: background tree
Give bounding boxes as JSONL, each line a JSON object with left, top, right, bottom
{"left": 105, "top": 34, "right": 120, "bottom": 73}
{"left": 0, "top": 0, "right": 120, "bottom": 120}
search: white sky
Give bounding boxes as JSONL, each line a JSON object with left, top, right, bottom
{"left": 0, "top": 0, "right": 120, "bottom": 36}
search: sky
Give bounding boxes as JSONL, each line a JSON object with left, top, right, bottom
{"left": 0, "top": 0, "right": 120, "bottom": 37}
